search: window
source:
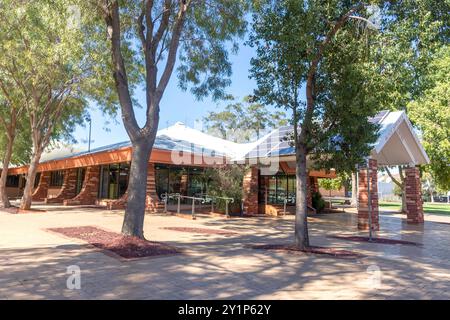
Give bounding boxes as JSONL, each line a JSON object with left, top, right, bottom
{"left": 155, "top": 164, "right": 207, "bottom": 201}
{"left": 98, "top": 163, "right": 130, "bottom": 199}
{"left": 50, "top": 171, "right": 65, "bottom": 187}
{"left": 76, "top": 168, "right": 86, "bottom": 195}
{"left": 259, "top": 174, "right": 296, "bottom": 205}
{"left": 6, "top": 175, "right": 20, "bottom": 188}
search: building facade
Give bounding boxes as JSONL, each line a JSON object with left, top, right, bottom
{"left": 2, "top": 111, "right": 429, "bottom": 230}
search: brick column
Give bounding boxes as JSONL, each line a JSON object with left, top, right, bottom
{"left": 405, "top": 166, "right": 424, "bottom": 224}
{"left": 45, "top": 169, "right": 78, "bottom": 204}
{"left": 357, "top": 159, "right": 379, "bottom": 231}
{"left": 32, "top": 171, "right": 51, "bottom": 201}
{"left": 145, "top": 163, "right": 164, "bottom": 212}
{"left": 64, "top": 166, "right": 100, "bottom": 205}
{"left": 243, "top": 166, "right": 259, "bottom": 215}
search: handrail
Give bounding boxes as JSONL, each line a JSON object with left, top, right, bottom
{"left": 161, "top": 193, "right": 235, "bottom": 218}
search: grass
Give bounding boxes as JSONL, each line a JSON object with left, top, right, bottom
{"left": 379, "top": 201, "right": 450, "bottom": 215}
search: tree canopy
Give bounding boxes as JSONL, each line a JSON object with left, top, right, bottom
{"left": 203, "top": 96, "right": 287, "bottom": 142}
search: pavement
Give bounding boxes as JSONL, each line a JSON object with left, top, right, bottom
{"left": 1, "top": 201, "right": 450, "bottom": 299}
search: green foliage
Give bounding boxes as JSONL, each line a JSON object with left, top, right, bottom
{"left": 203, "top": 165, "right": 248, "bottom": 213}
{"left": 248, "top": 0, "right": 381, "bottom": 173}
{"left": 409, "top": 45, "right": 450, "bottom": 191}
{"left": 318, "top": 178, "right": 343, "bottom": 192}
{"left": 311, "top": 192, "right": 325, "bottom": 213}
{"left": 0, "top": 0, "right": 116, "bottom": 150}
{"left": 203, "top": 95, "right": 287, "bottom": 142}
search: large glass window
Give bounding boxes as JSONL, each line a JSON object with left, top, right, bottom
{"left": 50, "top": 171, "right": 64, "bottom": 187}
{"left": 155, "top": 164, "right": 208, "bottom": 200}
{"left": 98, "top": 163, "right": 130, "bottom": 199}
{"left": 6, "top": 175, "right": 20, "bottom": 188}
{"left": 260, "top": 174, "right": 296, "bottom": 205}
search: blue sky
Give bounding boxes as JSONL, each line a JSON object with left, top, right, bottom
{"left": 72, "top": 40, "right": 264, "bottom": 150}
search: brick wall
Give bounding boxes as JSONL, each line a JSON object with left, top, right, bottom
{"left": 405, "top": 166, "right": 424, "bottom": 224}
{"left": 32, "top": 171, "right": 51, "bottom": 201}
{"left": 64, "top": 166, "right": 100, "bottom": 206}
{"left": 357, "top": 159, "right": 379, "bottom": 231}
{"left": 45, "top": 169, "right": 78, "bottom": 204}
{"left": 145, "top": 163, "right": 164, "bottom": 212}
{"left": 243, "top": 166, "right": 259, "bottom": 215}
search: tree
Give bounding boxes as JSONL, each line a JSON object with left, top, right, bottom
{"left": 203, "top": 95, "right": 287, "bottom": 142}
{"left": 95, "top": 0, "right": 248, "bottom": 238}
{"left": 0, "top": 0, "right": 113, "bottom": 210}
{"left": 0, "top": 99, "right": 30, "bottom": 207}
{"left": 249, "top": 1, "right": 381, "bottom": 249}
{"left": 409, "top": 45, "right": 450, "bottom": 192}
{"left": 373, "top": 0, "right": 450, "bottom": 212}
{"left": 318, "top": 178, "right": 343, "bottom": 198}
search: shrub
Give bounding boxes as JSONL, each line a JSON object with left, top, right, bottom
{"left": 312, "top": 191, "right": 325, "bottom": 213}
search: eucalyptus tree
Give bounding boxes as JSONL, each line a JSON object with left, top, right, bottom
{"left": 94, "top": 0, "right": 248, "bottom": 238}
{"left": 0, "top": 0, "right": 115, "bottom": 210}
{"left": 372, "top": 0, "right": 450, "bottom": 212}
{"left": 249, "top": 1, "right": 382, "bottom": 249}
{"left": 203, "top": 96, "right": 287, "bottom": 142}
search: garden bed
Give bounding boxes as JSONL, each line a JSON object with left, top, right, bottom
{"left": 330, "top": 235, "right": 422, "bottom": 246}
{"left": 248, "top": 244, "right": 363, "bottom": 259}
{"left": 161, "top": 227, "right": 238, "bottom": 236}
{"left": 47, "top": 226, "right": 182, "bottom": 259}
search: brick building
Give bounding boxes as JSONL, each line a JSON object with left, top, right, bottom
{"left": 2, "top": 110, "right": 429, "bottom": 230}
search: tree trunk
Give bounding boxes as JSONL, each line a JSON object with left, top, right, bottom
{"left": 295, "top": 144, "right": 309, "bottom": 250}
{"left": 429, "top": 190, "right": 434, "bottom": 203}
{"left": 0, "top": 137, "right": 14, "bottom": 208}
{"left": 20, "top": 151, "right": 41, "bottom": 210}
{"left": 121, "top": 140, "right": 153, "bottom": 239}
{"left": 351, "top": 171, "right": 357, "bottom": 207}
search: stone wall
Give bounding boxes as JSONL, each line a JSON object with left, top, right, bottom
{"left": 64, "top": 166, "right": 100, "bottom": 206}
{"left": 45, "top": 169, "right": 78, "bottom": 204}
{"left": 31, "top": 171, "right": 51, "bottom": 201}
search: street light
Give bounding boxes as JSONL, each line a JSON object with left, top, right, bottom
{"left": 85, "top": 115, "right": 92, "bottom": 153}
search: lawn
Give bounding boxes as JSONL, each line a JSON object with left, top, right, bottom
{"left": 379, "top": 201, "right": 450, "bottom": 215}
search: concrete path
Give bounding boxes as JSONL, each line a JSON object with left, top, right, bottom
{"left": 1, "top": 203, "right": 450, "bottom": 299}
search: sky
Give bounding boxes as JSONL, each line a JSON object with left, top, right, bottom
{"left": 71, "top": 39, "right": 263, "bottom": 151}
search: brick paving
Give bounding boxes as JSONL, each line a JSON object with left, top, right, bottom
{"left": 1, "top": 202, "right": 450, "bottom": 299}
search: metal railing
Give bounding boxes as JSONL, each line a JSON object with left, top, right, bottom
{"left": 161, "top": 193, "right": 235, "bottom": 218}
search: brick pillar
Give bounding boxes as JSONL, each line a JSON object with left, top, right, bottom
{"left": 243, "top": 166, "right": 259, "bottom": 215}
{"left": 145, "top": 163, "right": 164, "bottom": 212}
{"left": 45, "top": 169, "right": 78, "bottom": 204}
{"left": 405, "top": 166, "right": 424, "bottom": 224}
{"left": 64, "top": 166, "right": 100, "bottom": 205}
{"left": 357, "top": 159, "right": 379, "bottom": 231}
{"left": 32, "top": 171, "right": 51, "bottom": 201}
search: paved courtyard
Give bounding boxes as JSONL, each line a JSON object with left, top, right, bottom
{"left": 1, "top": 202, "right": 450, "bottom": 300}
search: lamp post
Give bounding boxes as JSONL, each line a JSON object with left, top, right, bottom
{"left": 86, "top": 115, "right": 92, "bottom": 152}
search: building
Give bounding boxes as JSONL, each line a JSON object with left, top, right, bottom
{"left": 2, "top": 110, "right": 429, "bottom": 230}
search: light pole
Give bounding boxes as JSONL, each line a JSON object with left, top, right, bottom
{"left": 86, "top": 115, "right": 92, "bottom": 152}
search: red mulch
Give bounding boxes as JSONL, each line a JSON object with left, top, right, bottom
{"left": 248, "top": 244, "right": 363, "bottom": 259}
{"left": 330, "top": 235, "right": 422, "bottom": 246}
{"left": 47, "top": 226, "right": 182, "bottom": 259}
{"left": 162, "top": 227, "right": 238, "bottom": 236}
{"left": 0, "top": 206, "right": 46, "bottom": 214}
